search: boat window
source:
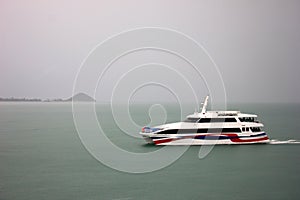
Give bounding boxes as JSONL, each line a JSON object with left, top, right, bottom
{"left": 199, "top": 118, "right": 211, "bottom": 123}
{"left": 246, "top": 127, "right": 249, "bottom": 131}
{"left": 225, "top": 118, "right": 237, "bottom": 122}
{"left": 239, "top": 117, "right": 255, "bottom": 122}
{"left": 250, "top": 127, "right": 261, "bottom": 132}
{"left": 157, "top": 129, "right": 181, "bottom": 134}
{"left": 184, "top": 118, "right": 199, "bottom": 123}
{"left": 242, "top": 127, "right": 245, "bottom": 132}
{"left": 197, "top": 128, "right": 241, "bottom": 133}
{"left": 198, "top": 118, "right": 237, "bottom": 123}
{"left": 157, "top": 128, "right": 241, "bottom": 134}
{"left": 221, "top": 128, "right": 241, "bottom": 132}
{"left": 198, "top": 128, "right": 241, "bottom": 133}
{"left": 218, "top": 112, "right": 237, "bottom": 116}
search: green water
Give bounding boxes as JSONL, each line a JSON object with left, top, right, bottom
{"left": 0, "top": 103, "right": 300, "bottom": 200}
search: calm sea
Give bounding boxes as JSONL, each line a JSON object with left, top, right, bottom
{"left": 0, "top": 103, "right": 300, "bottom": 200}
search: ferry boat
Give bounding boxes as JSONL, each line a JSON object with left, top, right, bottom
{"left": 140, "top": 96, "right": 270, "bottom": 145}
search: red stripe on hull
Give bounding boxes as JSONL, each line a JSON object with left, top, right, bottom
{"left": 153, "top": 138, "right": 174, "bottom": 145}
{"left": 153, "top": 134, "right": 269, "bottom": 145}
{"left": 224, "top": 134, "right": 269, "bottom": 143}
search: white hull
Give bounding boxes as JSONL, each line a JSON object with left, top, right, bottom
{"left": 155, "top": 140, "right": 270, "bottom": 146}
{"left": 141, "top": 132, "right": 270, "bottom": 145}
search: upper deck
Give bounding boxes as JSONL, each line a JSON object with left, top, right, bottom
{"left": 187, "top": 111, "right": 257, "bottom": 119}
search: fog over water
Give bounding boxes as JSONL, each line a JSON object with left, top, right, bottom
{"left": 1, "top": 0, "right": 300, "bottom": 103}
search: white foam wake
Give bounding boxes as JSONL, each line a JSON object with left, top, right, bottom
{"left": 269, "top": 139, "right": 300, "bottom": 144}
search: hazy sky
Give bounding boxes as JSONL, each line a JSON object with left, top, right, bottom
{"left": 1, "top": 0, "right": 300, "bottom": 103}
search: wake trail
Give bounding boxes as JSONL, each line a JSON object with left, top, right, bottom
{"left": 269, "top": 139, "right": 300, "bottom": 145}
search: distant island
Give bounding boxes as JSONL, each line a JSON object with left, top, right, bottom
{"left": 0, "top": 93, "right": 96, "bottom": 102}
{"left": 0, "top": 97, "right": 42, "bottom": 102}
{"left": 64, "top": 93, "right": 96, "bottom": 102}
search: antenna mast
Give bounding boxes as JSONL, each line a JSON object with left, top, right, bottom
{"left": 201, "top": 96, "right": 209, "bottom": 114}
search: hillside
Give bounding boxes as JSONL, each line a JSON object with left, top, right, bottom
{"left": 65, "top": 93, "right": 96, "bottom": 102}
